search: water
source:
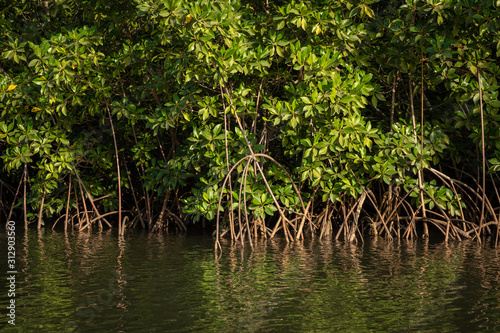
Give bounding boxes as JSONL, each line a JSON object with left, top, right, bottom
{"left": 0, "top": 229, "right": 499, "bottom": 332}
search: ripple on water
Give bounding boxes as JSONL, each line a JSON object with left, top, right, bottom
{"left": 1, "top": 231, "right": 499, "bottom": 332}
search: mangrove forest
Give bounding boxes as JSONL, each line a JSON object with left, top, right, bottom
{"left": 1, "top": 0, "right": 500, "bottom": 248}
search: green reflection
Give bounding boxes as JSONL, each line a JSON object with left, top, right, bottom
{"left": 0, "top": 232, "right": 499, "bottom": 332}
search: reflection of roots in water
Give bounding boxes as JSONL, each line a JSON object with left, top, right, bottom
{"left": 216, "top": 237, "right": 476, "bottom": 332}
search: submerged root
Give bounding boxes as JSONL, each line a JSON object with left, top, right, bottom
{"left": 214, "top": 159, "right": 499, "bottom": 254}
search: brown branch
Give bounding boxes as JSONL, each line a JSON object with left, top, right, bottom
{"left": 6, "top": 169, "right": 24, "bottom": 226}
{"left": 106, "top": 104, "right": 123, "bottom": 236}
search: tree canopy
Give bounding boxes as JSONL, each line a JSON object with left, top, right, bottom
{"left": 1, "top": 0, "right": 500, "bottom": 244}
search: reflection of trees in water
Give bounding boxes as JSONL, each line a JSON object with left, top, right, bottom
{"left": 457, "top": 243, "right": 500, "bottom": 332}
{"left": 14, "top": 230, "right": 134, "bottom": 332}
{"left": 9, "top": 232, "right": 500, "bottom": 332}
{"left": 207, "top": 238, "right": 500, "bottom": 332}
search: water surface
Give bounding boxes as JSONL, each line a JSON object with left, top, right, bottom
{"left": 1, "top": 229, "right": 499, "bottom": 332}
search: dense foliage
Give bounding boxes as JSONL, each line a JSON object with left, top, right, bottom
{"left": 1, "top": 0, "right": 500, "bottom": 244}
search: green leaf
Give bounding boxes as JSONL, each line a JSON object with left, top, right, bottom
{"left": 301, "top": 96, "right": 311, "bottom": 104}
{"left": 340, "top": 96, "right": 355, "bottom": 103}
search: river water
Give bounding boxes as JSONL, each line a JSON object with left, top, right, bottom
{"left": 0, "top": 229, "right": 499, "bottom": 332}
